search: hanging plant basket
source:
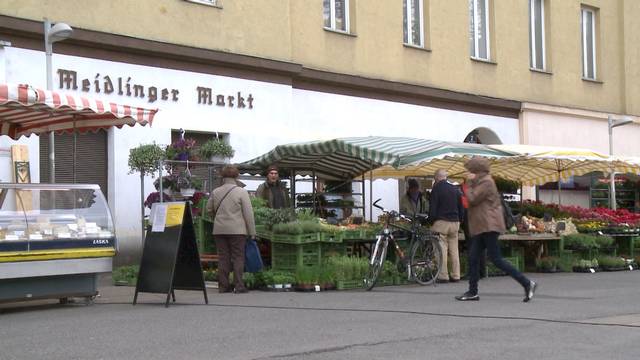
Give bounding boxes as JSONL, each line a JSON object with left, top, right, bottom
{"left": 210, "top": 155, "right": 230, "bottom": 164}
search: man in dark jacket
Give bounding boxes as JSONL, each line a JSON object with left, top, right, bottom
{"left": 256, "top": 165, "right": 290, "bottom": 209}
{"left": 429, "top": 169, "right": 464, "bottom": 283}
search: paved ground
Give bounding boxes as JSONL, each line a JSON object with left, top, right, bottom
{"left": 1, "top": 271, "right": 640, "bottom": 360}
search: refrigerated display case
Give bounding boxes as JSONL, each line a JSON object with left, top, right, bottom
{"left": 0, "top": 183, "right": 116, "bottom": 304}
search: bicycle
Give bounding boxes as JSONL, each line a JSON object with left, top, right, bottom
{"left": 364, "top": 199, "right": 443, "bottom": 291}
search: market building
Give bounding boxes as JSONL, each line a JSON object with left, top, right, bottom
{"left": 0, "top": 0, "right": 638, "bottom": 261}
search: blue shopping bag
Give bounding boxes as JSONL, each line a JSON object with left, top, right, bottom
{"left": 244, "top": 238, "right": 264, "bottom": 273}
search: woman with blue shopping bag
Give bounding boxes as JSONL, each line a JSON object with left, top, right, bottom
{"left": 206, "top": 165, "right": 256, "bottom": 294}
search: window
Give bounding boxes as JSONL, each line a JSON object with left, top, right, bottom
{"left": 323, "top": 0, "right": 350, "bottom": 33}
{"left": 581, "top": 7, "right": 597, "bottom": 80}
{"left": 403, "top": 0, "right": 424, "bottom": 47}
{"left": 184, "top": 0, "right": 220, "bottom": 7}
{"left": 469, "top": 0, "right": 490, "bottom": 60}
{"left": 529, "top": 0, "right": 546, "bottom": 70}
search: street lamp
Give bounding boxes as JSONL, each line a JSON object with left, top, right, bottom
{"left": 44, "top": 18, "right": 73, "bottom": 183}
{"left": 608, "top": 114, "right": 633, "bottom": 211}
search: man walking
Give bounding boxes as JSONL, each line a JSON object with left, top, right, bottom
{"left": 429, "top": 169, "right": 464, "bottom": 283}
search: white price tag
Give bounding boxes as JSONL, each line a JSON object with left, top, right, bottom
{"left": 152, "top": 204, "right": 168, "bottom": 232}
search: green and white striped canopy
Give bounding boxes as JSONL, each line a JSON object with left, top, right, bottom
{"left": 370, "top": 142, "right": 514, "bottom": 179}
{"left": 240, "top": 137, "right": 453, "bottom": 178}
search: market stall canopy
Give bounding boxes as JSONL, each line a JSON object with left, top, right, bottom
{"left": 0, "top": 83, "right": 158, "bottom": 139}
{"left": 612, "top": 156, "right": 640, "bottom": 175}
{"left": 369, "top": 142, "right": 514, "bottom": 179}
{"left": 487, "top": 145, "right": 633, "bottom": 185}
{"left": 240, "top": 137, "right": 455, "bottom": 179}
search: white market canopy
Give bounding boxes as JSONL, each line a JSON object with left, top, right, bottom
{"left": 488, "top": 145, "right": 639, "bottom": 186}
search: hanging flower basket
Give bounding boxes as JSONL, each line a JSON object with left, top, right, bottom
{"left": 209, "top": 155, "right": 230, "bottom": 164}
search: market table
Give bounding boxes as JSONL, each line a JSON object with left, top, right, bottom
{"left": 459, "top": 233, "right": 562, "bottom": 271}
{"left": 607, "top": 233, "right": 639, "bottom": 258}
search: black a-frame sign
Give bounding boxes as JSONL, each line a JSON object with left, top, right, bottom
{"left": 133, "top": 201, "right": 208, "bottom": 307}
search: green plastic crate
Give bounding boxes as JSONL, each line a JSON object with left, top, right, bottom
{"left": 271, "top": 232, "right": 321, "bottom": 244}
{"left": 336, "top": 279, "right": 364, "bottom": 290}
{"left": 341, "top": 229, "right": 364, "bottom": 240}
{"left": 320, "top": 232, "right": 343, "bottom": 243}
{"left": 321, "top": 242, "right": 348, "bottom": 258}
{"left": 271, "top": 242, "right": 322, "bottom": 271}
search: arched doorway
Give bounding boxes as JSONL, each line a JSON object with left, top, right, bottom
{"left": 463, "top": 127, "right": 502, "bottom": 144}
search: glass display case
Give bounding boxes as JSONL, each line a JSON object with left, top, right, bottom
{"left": 0, "top": 183, "right": 116, "bottom": 304}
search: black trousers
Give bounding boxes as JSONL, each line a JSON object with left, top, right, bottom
{"left": 468, "top": 232, "right": 529, "bottom": 295}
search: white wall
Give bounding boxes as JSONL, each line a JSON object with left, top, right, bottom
{"left": 539, "top": 190, "right": 591, "bottom": 208}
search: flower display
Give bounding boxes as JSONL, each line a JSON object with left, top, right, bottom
{"left": 166, "top": 138, "right": 197, "bottom": 161}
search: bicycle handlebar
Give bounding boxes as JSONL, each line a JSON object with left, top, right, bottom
{"left": 372, "top": 198, "right": 417, "bottom": 223}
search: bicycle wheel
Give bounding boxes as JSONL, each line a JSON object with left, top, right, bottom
{"left": 410, "top": 237, "right": 442, "bottom": 285}
{"left": 364, "top": 236, "right": 388, "bottom": 291}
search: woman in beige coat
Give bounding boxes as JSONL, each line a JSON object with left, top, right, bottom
{"left": 455, "top": 157, "right": 537, "bottom": 302}
{"left": 206, "top": 165, "right": 256, "bottom": 293}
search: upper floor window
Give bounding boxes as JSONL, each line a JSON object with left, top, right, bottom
{"left": 469, "top": 0, "right": 490, "bottom": 60}
{"left": 403, "top": 0, "right": 424, "bottom": 47}
{"left": 324, "top": 0, "right": 350, "bottom": 33}
{"left": 184, "top": 0, "right": 220, "bottom": 7}
{"left": 581, "top": 7, "right": 597, "bottom": 80}
{"left": 529, "top": 0, "right": 546, "bottom": 70}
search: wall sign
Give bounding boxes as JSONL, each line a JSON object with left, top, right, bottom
{"left": 56, "top": 68, "right": 255, "bottom": 109}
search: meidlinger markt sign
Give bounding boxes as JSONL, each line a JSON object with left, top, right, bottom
{"left": 56, "top": 68, "right": 255, "bottom": 109}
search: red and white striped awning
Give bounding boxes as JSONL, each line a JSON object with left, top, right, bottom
{"left": 0, "top": 83, "right": 157, "bottom": 139}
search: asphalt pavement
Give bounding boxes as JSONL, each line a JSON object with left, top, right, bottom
{"left": 1, "top": 270, "right": 640, "bottom": 360}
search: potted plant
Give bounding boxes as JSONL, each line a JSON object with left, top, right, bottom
{"left": 128, "top": 143, "right": 165, "bottom": 241}
{"left": 198, "top": 138, "right": 235, "bottom": 163}
{"left": 166, "top": 137, "right": 197, "bottom": 161}
{"left": 272, "top": 274, "right": 286, "bottom": 290}
{"left": 597, "top": 256, "right": 627, "bottom": 271}
{"left": 176, "top": 169, "right": 203, "bottom": 197}
{"left": 573, "top": 258, "right": 599, "bottom": 273}
{"left": 295, "top": 266, "right": 318, "bottom": 291}
{"left": 536, "top": 256, "right": 559, "bottom": 273}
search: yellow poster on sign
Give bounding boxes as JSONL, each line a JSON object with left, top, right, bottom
{"left": 165, "top": 203, "right": 185, "bottom": 227}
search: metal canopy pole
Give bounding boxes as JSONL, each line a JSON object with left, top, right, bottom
{"left": 369, "top": 161, "right": 373, "bottom": 222}
{"left": 362, "top": 172, "right": 366, "bottom": 221}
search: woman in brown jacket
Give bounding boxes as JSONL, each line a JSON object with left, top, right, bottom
{"left": 206, "top": 165, "right": 256, "bottom": 294}
{"left": 455, "top": 157, "right": 537, "bottom": 302}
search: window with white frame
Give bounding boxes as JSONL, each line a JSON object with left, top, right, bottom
{"left": 469, "top": 0, "right": 490, "bottom": 60}
{"left": 581, "top": 7, "right": 597, "bottom": 79}
{"left": 184, "top": 0, "right": 219, "bottom": 7}
{"left": 403, "top": 0, "right": 424, "bottom": 47}
{"left": 529, "top": 0, "right": 546, "bottom": 70}
{"left": 323, "top": 0, "right": 350, "bottom": 33}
